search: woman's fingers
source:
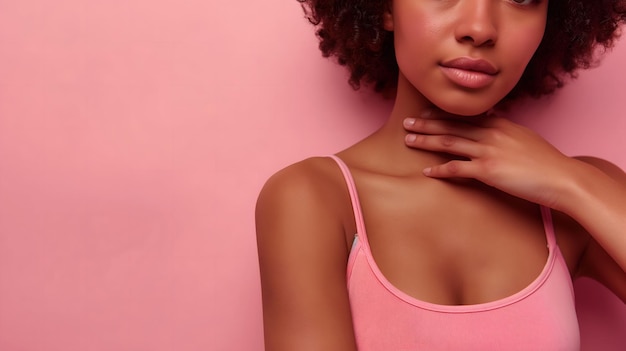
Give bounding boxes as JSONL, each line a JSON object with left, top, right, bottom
{"left": 403, "top": 117, "right": 485, "bottom": 141}
{"left": 405, "top": 132, "right": 485, "bottom": 158}
{"left": 422, "top": 160, "right": 479, "bottom": 179}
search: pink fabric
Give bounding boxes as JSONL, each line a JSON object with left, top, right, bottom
{"left": 329, "top": 155, "right": 581, "bottom": 351}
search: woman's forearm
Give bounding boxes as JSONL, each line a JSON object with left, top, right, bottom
{"left": 556, "top": 157, "right": 626, "bottom": 272}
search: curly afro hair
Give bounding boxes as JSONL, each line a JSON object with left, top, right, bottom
{"left": 297, "top": 0, "right": 626, "bottom": 101}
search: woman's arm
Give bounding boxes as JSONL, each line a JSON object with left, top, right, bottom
{"left": 256, "top": 160, "right": 358, "bottom": 351}
{"left": 560, "top": 156, "right": 626, "bottom": 302}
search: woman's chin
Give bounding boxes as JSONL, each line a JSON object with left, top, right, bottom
{"left": 435, "top": 102, "right": 495, "bottom": 117}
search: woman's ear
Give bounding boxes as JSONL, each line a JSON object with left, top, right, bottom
{"left": 383, "top": 5, "right": 394, "bottom": 31}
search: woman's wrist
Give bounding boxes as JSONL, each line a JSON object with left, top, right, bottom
{"left": 552, "top": 157, "right": 607, "bottom": 216}
{"left": 553, "top": 157, "right": 626, "bottom": 237}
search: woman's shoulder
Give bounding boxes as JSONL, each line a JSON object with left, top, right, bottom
{"left": 256, "top": 156, "right": 352, "bottom": 234}
{"left": 256, "top": 156, "right": 359, "bottom": 350}
{"left": 573, "top": 156, "right": 626, "bottom": 181}
{"left": 258, "top": 156, "right": 345, "bottom": 204}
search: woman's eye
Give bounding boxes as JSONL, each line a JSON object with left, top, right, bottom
{"left": 510, "top": 0, "right": 538, "bottom": 5}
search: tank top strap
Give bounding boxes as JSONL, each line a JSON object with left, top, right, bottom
{"left": 327, "top": 155, "right": 557, "bottom": 252}
{"left": 539, "top": 205, "right": 557, "bottom": 250}
{"left": 326, "top": 155, "right": 367, "bottom": 237}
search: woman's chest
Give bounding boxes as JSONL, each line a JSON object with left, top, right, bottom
{"left": 352, "top": 176, "right": 558, "bottom": 305}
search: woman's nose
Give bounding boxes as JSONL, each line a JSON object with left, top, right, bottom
{"left": 454, "top": 0, "right": 498, "bottom": 47}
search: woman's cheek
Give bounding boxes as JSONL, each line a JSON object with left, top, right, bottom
{"left": 507, "top": 24, "right": 546, "bottom": 75}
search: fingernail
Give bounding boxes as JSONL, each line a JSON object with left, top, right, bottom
{"left": 404, "top": 118, "right": 416, "bottom": 127}
{"left": 405, "top": 134, "right": 417, "bottom": 143}
{"left": 420, "top": 109, "right": 432, "bottom": 118}
{"left": 423, "top": 167, "right": 432, "bottom": 176}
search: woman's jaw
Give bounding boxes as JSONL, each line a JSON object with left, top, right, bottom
{"left": 390, "top": 73, "right": 497, "bottom": 122}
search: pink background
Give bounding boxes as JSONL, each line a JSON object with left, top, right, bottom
{"left": 0, "top": 1, "right": 624, "bottom": 350}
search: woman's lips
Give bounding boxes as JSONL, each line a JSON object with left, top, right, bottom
{"left": 439, "top": 57, "right": 499, "bottom": 89}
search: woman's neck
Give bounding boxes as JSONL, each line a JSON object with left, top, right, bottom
{"left": 379, "top": 74, "right": 435, "bottom": 140}
{"left": 345, "top": 76, "right": 445, "bottom": 175}
{"left": 354, "top": 74, "right": 475, "bottom": 175}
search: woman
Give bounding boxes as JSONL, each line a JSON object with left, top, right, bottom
{"left": 257, "top": 1, "right": 626, "bottom": 350}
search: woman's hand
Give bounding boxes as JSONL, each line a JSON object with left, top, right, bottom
{"left": 403, "top": 110, "right": 580, "bottom": 208}
{"left": 404, "top": 109, "right": 626, "bottom": 301}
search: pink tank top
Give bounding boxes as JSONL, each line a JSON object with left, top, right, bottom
{"left": 329, "top": 155, "right": 581, "bottom": 351}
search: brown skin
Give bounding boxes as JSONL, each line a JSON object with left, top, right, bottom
{"left": 257, "top": 1, "right": 626, "bottom": 350}
{"left": 399, "top": 113, "right": 626, "bottom": 300}
{"left": 257, "top": 127, "right": 626, "bottom": 351}
{"left": 256, "top": 159, "right": 358, "bottom": 351}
